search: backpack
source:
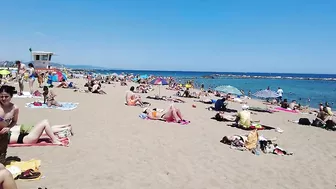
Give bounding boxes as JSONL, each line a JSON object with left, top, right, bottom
{"left": 298, "top": 118, "right": 311, "bottom": 125}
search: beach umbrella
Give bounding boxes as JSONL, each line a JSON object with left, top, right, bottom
{"left": 139, "top": 74, "right": 148, "bottom": 79}
{"left": 253, "top": 89, "right": 279, "bottom": 98}
{"left": 185, "top": 84, "right": 192, "bottom": 89}
{"left": 150, "top": 78, "right": 168, "bottom": 96}
{"left": 111, "top": 73, "right": 118, "bottom": 77}
{"left": 214, "top": 85, "right": 242, "bottom": 95}
{"left": 0, "top": 70, "right": 10, "bottom": 75}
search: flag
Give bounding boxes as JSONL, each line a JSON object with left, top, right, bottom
{"left": 29, "top": 48, "right": 32, "bottom": 52}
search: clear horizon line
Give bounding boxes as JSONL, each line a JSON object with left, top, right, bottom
{"left": 67, "top": 66, "right": 336, "bottom": 75}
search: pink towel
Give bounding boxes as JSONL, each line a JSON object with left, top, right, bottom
{"left": 8, "top": 138, "right": 70, "bottom": 147}
{"left": 166, "top": 120, "right": 191, "bottom": 125}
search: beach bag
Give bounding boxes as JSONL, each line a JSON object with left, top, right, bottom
{"left": 33, "top": 102, "right": 42, "bottom": 106}
{"left": 311, "top": 119, "right": 323, "bottom": 127}
{"left": 33, "top": 90, "right": 41, "bottom": 97}
{"left": 298, "top": 118, "right": 311, "bottom": 125}
{"left": 325, "top": 120, "right": 336, "bottom": 130}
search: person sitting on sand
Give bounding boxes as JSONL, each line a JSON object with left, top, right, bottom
{"left": 213, "top": 97, "right": 228, "bottom": 111}
{"left": 43, "top": 86, "right": 62, "bottom": 107}
{"left": 126, "top": 86, "right": 144, "bottom": 106}
{"left": 89, "top": 80, "right": 107, "bottom": 94}
{"left": 289, "top": 100, "right": 299, "bottom": 110}
{"left": 325, "top": 102, "right": 333, "bottom": 116}
{"left": 143, "top": 104, "right": 187, "bottom": 123}
{"left": 235, "top": 105, "right": 260, "bottom": 128}
{"left": 280, "top": 99, "right": 289, "bottom": 109}
{"left": 8, "top": 120, "right": 72, "bottom": 145}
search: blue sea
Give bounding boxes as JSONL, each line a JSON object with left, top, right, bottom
{"left": 94, "top": 70, "right": 336, "bottom": 108}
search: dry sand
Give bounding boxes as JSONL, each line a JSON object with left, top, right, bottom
{"left": 8, "top": 79, "right": 336, "bottom": 189}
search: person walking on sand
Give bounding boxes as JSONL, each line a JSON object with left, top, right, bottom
{"left": 27, "top": 63, "right": 36, "bottom": 94}
{"left": 277, "top": 87, "right": 284, "bottom": 101}
{"left": 15, "top": 61, "right": 26, "bottom": 96}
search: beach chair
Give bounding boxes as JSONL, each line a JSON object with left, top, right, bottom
{"left": 0, "top": 133, "right": 8, "bottom": 164}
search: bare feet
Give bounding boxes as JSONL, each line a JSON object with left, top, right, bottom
{"left": 52, "top": 140, "right": 63, "bottom": 145}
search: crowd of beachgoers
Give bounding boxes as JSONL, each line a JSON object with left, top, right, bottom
{"left": 0, "top": 61, "right": 334, "bottom": 188}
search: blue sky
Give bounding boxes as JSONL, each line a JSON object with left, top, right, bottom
{"left": 0, "top": 0, "right": 335, "bottom": 73}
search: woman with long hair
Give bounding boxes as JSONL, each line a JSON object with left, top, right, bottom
{"left": 27, "top": 63, "right": 36, "bottom": 94}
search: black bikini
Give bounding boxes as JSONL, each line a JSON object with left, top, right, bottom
{"left": 17, "top": 133, "right": 28, "bottom": 144}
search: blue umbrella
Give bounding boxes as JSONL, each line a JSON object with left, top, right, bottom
{"left": 214, "top": 85, "right": 242, "bottom": 95}
{"left": 139, "top": 74, "right": 148, "bottom": 79}
{"left": 253, "top": 89, "right": 279, "bottom": 98}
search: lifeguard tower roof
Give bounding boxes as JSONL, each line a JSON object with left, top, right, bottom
{"left": 31, "top": 51, "right": 55, "bottom": 69}
{"left": 32, "top": 51, "right": 54, "bottom": 55}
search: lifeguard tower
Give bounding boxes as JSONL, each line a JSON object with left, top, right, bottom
{"left": 31, "top": 51, "right": 54, "bottom": 69}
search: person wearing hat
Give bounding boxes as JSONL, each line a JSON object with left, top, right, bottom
{"left": 235, "top": 104, "right": 252, "bottom": 128}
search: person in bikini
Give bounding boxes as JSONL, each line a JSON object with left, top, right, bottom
{"left": 143, "top": 104, "right": 186, "bottom": 123}
{"left": 9, "top": 120, "right": 72, "bottom": 145}
{"left": 0, "top": 85, "right": 71, "bottom": 145}
{"left": 43, "top": 86, "right": 62, "bottom": 107}
{"left": 15, "top": 61, "right": 26, "bottom": 96}
{"left": 27, "top": 63, "right": 36, "bottom": 94}
{"left": 126, "top": 86, "right": 144, "bottom": 106}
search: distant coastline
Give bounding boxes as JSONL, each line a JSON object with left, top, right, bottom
{"left": 69, "top": 68, "right": 336, "bottom": 81}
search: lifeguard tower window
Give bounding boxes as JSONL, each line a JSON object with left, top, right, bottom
{"left": 49, "top": 55, "right": 52, "bottom": 61}
{"left": 42, "top": 55, "right": 48, "bottom": 61}
{"left": 35, "top": 55, "right": 40, "bottom": 60}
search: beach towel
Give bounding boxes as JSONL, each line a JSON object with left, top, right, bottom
{"left": 8, "top": 137, "right": 70, "bottom": 147}
{"left": 14, "top": 91, "right": 42, "bottom": 99}
{"left": 249, "top": 106, "right": 276, "bottom": 113}
{"left": 227, "top": 123, "right": 275, "bottom": 130}
{"left": 25, "top": 102, "right": 78, "bottom": 111}
{"left": 274, "top": 107, "right": 299, "bottom": 113}
{"left": 6, "top": 159, "right": 42, "bottom": 179}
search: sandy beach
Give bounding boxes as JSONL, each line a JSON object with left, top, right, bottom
{"left": 8, "top": 79, "right": 336, "bottom": 189}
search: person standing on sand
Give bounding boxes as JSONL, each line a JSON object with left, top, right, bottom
{"left": 27, "top": 63, "right": 36, "bottom": 94}
{"left": 277, "top": 87, "right": 284, "bottom": 101}
{"left": 15, "top": 61, "right": 26, "bottom": 96}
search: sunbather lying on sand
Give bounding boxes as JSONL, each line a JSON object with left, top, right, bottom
{"left": 0, "top": 164, "right": 18, "bottom": 189}
{"left": 213, "top": 105, "right": 265, "bottom": 129}
{"left": 147, "top": 96, "right": 185, "bottom": 103}
{"left": 143, "top": 104, "right": 187, "bottom": 123}
{"left": 57, "top": 79, "right": 77, "bottom": 89}
{"left": 43, "top": 86, "right": 62, "bottom": 107}
{"left": 8, "top": 120, "right": 72, "bottom": 145}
